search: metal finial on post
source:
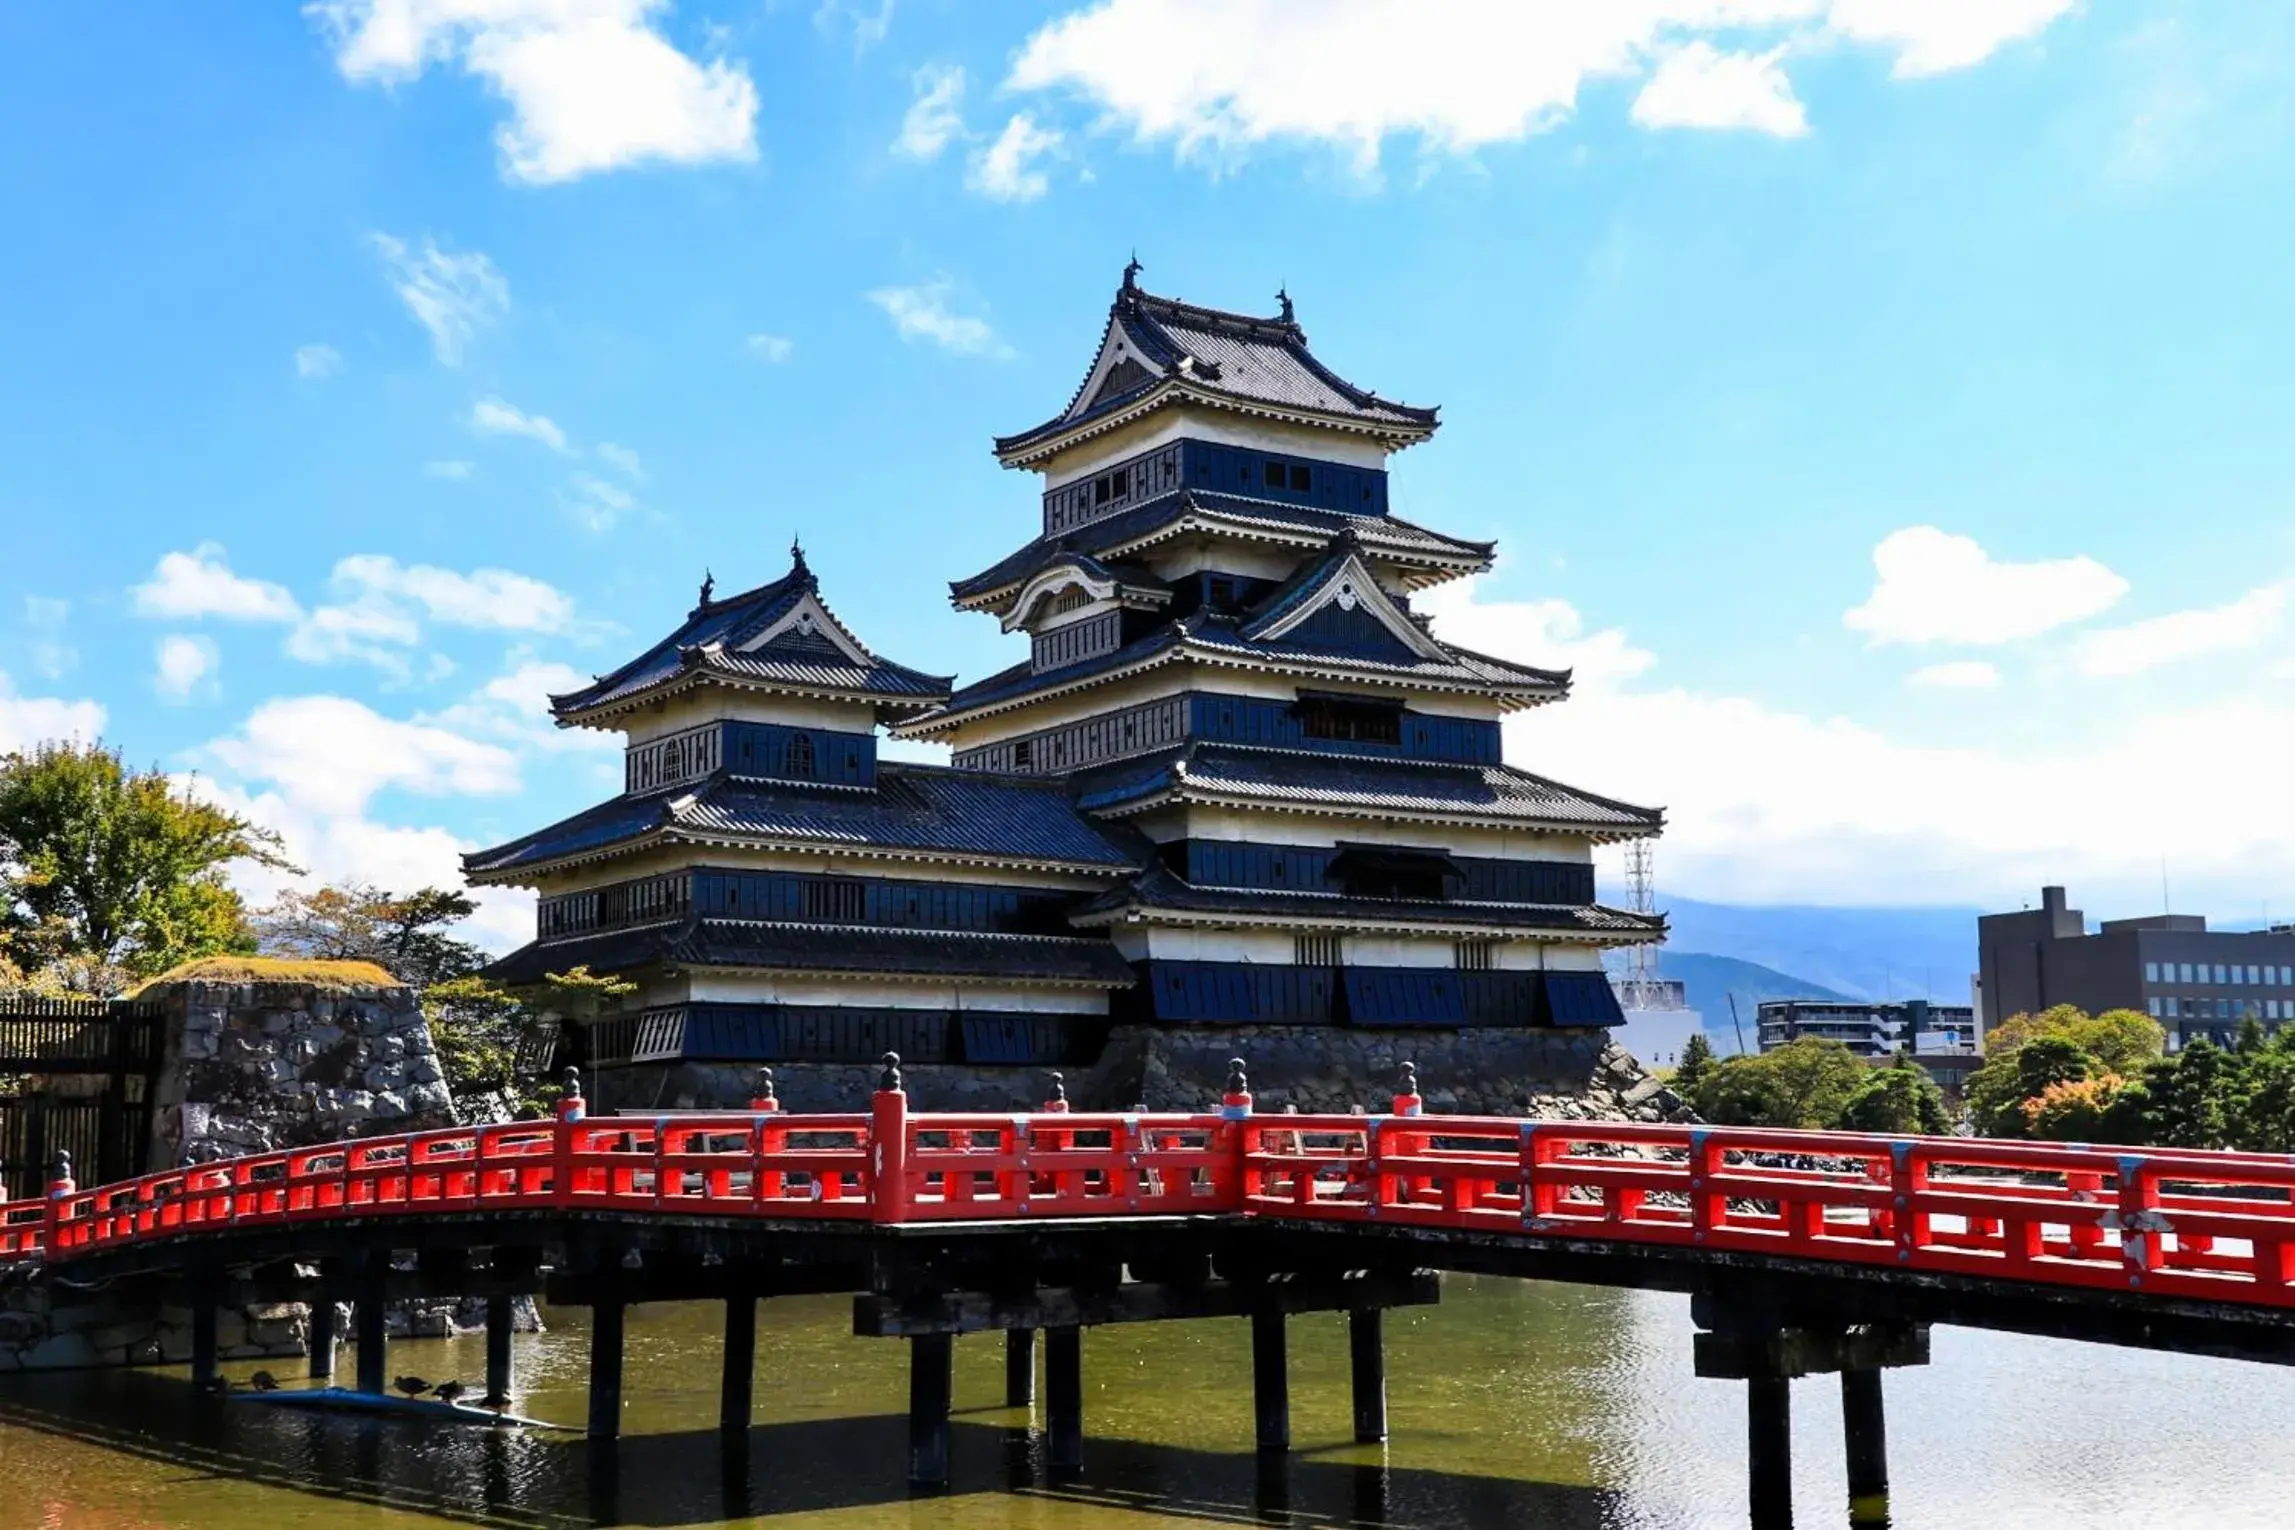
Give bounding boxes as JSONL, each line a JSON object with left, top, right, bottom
{"left": 1226, "top": 1058, "right": 1248, "bottom": 1095}
{"left": 557, "top": 1065, "right": 586, "bottom": 1123}
{"left": 49, "top": 1150, "right": 72, "bottom": 1191}
{"left": 879, "top": 1052, "right": 903, "bottom": 1093}
{"left": 1045, "top": 1070, "right": 1067, "bottom": 1108}
{"left": 757, "top": 1066, "right": 776, "bottom": 1101}
{"left": 1221, "top": 1058, "right": 1253, "bottom": 1121}
{"left": 1393, "top": 1060, "right": 1423, "bottom": 1117}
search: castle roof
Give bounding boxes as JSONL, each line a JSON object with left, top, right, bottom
{"left": 1070, "top": 861, "right": 1664, "bottom": 941}
{"left": 463, "top": 762, "right": 1143, "bottom": 882}
{"left": 483, "top": 917, "right": 1136, "bottom": 990}
{"left": 550, "top": 549, "right": 951, "bottom": 726}
{"left": 1068, "top": 742, "right": 1663, "bottom": 840}
{"left": 994, "top": 269, "right": 1439, "bottom": 467}
{"left": 950, "top": 489, "right": 1493, "bottom": 612}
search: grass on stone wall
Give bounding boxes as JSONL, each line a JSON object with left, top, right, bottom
{"left": 129, "top": 956, "right": 400, "bottom": 993}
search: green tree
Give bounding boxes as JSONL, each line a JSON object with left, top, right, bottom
{"left": 2138, "top": 1038, "right": 2234, "bottom": 1149}
{"left": 1670, "top": 1032, "right": 1717, "bottom": 1094}
{"left": 0, "top": 742, "right": 294, "bottom": 988}
{"left": 1965, "top": 1005, "right": 2165, "bottom": 1138}
{"left": 422, "top": 966, "right": 635, "bottom": 1121}
{"left": 1691, "top": 1037, "right": 1869, "bottom": 1129}
{"left": 2228, "top": 1039, "right": 2295, "bottom": 1152}
{"left": 1837, "top": 1054, "right": 1952, "bottom": 1134}
{"left": 254, "top": 884, "right": 487, "bottom": 987}
{"left": 2023, "top": 1074, "right": 2137, "bottom": 1143}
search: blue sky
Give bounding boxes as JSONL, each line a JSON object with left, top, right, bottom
{"left": 1, "top": 1, "right": 2290, "bottom": 949}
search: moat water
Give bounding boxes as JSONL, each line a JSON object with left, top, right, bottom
{"left": 1, "top": 1275, "right": 2289, "bottom": 1528}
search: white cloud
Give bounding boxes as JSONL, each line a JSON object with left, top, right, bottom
{"left": 1421, "top": 572, "right": 2295, "bottom": 911}
{"left": 132, "top": 545, "right": 302, "bottom": 623}
{"left": 595, "top": 441, "right": 644, "bottom": 480}
{"left": 294, "top": 343, "right": 344, "bottom": 379}
{"left": 1631, "top": 44, "right": 1807, "bottom": 137}
{"left": 285, "top": 601, "right": 425, "bottom": 674}
{"left": 1004, "top": 0, "right": 2076, "bottom": 167}
{"left": 154, "top": 634, "right": 220, "bottom": 704}
{"left": 420, "top": 654, "right": 619, "bottom": 756}
{"left": 205, "top": 693, "right": 521, "bottom": 821}
{"left": 24, "top": 596, "right": 75, "bottom": 680}
{"left": 1826, "top": 0, "right": 2078, "bottom": 79}
{"left": 563, "top": 472, "right": 636, "bottom": 531}
{"left": 745, "top": 333, "right": 795, "bottom": 363}
{"left": 967, "top": 112, "right": 1063, "bottom": 201}
{"left": 332, "top": 554, "right": 576, "bottom": 634}
{"left": 815, "top": 0, "right": 895, "bottom": 53}
{"left": 0, "top": 671, "right": 104, "bottom": 752}
{"left": 1907, "top": 659, "right": 2001, "bottom": 690}
{"left": 471, "top": 396, "right": 569, "bottom": 452}
{"left": 371, "top": 233, "right": 509, "bottom": 367}
{"left": 2075, "top": 582, "right": 2290, "bottom": 678}
{"left": 865, "top": 281, "right": 1012, "bottom": 358}
{"left": 312, "top": 0, "right": 760, "bottom": 184}
{"left": 895, "top": 63, "right": 966, "bottom": 160}
{"left": 1842, "top": 526, "right": 2128, "bottom": 646}
{"left": 427, "top": 459, "right": 476, "bottom": 479}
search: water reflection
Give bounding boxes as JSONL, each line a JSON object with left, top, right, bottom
{"left": 3, "top": 1278, "right": 2295, "bottom": 1527}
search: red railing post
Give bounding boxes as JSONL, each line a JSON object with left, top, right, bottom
{"left": 2117, "top": 1153, "right": 2161, "bottom": 1288}
{"left": 44, "top": 1150, "right": 75, "bottom": 1257}
{"left": 553, "top": 1066, "right": 586, "bottom": 1208}
{"left": 871, "top": 1053, "right": 911, "bottom": 1224}
{"left": 1221, "top": 1057, "right": 1253, "bottom": 1209}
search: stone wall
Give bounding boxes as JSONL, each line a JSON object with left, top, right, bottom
{"left": 586, "top": 1024, "right": 1687, "bottom": 1122}
{"left": 146, "top": 977, "right": 457, "bottom": 1167}
{"left": 0, "top": 1282, "right": 307, "bottom": 1374}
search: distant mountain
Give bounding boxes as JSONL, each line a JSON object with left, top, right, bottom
{"left": 1653, "top": 952, "right": 1852, "bottom": 1055}
{"left": 1644, "top": 896, "right": 1982, "bottom": 1005}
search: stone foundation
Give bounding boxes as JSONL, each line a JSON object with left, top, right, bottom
{"left": 0, "top": 1282, "right": 307, "bottom": 1373}
{"left": 147, "top": 977, "right": 457, "bottom": 1166}
{"left": 585, "top": 1024, "right": 1688, "bottom": 1122}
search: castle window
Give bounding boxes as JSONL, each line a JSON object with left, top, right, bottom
{"left": 802, "top": 879, "right": 866, "bottom": 923}
{"left": 1011, "top": 738, "right": 1034, "bottom": 770}
{"left": 1296, "top": 933, "right": 1345, "bottom": 968}
{"left": 1298, "top": 696, "right": 1402, "bottom": 746}
{"left": 1208, "top": 576, "right": 1237, "bottom": 609}
{"left": 1290, "top": 464, "right": 1312, "bottom": 492}
{"left": 783, "top": 733, "right": 815, "bottom": 778}
{"left": 1264, "top": 460, "right": 1285, "bottom": 488}
{"left": 1455, "top": 940, "right": 1495, "bottom": 971}
{"left": 1110, "top": 467, "right": 1129, "bottom": 499}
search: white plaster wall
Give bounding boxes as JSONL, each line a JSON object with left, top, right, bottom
{"left": 679, "top": 973, "right": 1106, "bottom": 1013}
{"left": 623, "top": 691, "right": 878, "bottom": 744}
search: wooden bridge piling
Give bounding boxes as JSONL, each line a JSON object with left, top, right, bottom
{"left": 1044, "top": 1325, "right": 1084, "bottom": 1476}
{"left": 307, "top": 1290, "right": 335, "bottom": 1381}
{"left": 189, "top": 1292, "right": 218, "bottom": 1391}
{"left": 1004, "top": 1327, "right": 1036, "bottom": 1408}
{"left": 719, "top": 1296, "right": 755, "bottom": 1438}
{"left": 587, "top": 1296, "right": 626, "bottom": 1441}
{"left": 1349, "top": 1308, "right": 1387, "bottom": 1444}
{"left": 907, "top": 1332, "right": 954, "bottom": 1486}
{"left": 1842, "top": 1368, "right": 1889, "bottom": 1528}
{"left": 484, "top": 1294, "right": 517, "bottom": 1409}
{"left": 353, "top": 1255, "right": 388, "bottom": 1396}
{"left": 1745, "top": 1374, "right": 1793, "bottom": 1530}
{"left": 1250, "top": 1307, "right": 1289, "bottom": 1454}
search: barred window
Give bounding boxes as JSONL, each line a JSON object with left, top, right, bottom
{"left": 802, "top": 879, "right": 866, "bottom": 923}
{"left": 1296, "top": 933, "right": 1344, "bottom": 967}
{"left": 1455, "top": 940, "right": 1496, "bottom": 971}
{"left": 783, "top": 733, "right": 815, "bottom": 778}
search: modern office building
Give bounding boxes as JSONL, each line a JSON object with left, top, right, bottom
{"left": 1976, "top": 885, "right": 2295, "bottom": 1050}
{"left": 1756, "top": 999, "right": 1977, "bottom": 1058}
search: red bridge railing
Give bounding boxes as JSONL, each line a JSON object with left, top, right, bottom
{"left": 10, "top": 1061, "right": 2295, "bottom": 1313}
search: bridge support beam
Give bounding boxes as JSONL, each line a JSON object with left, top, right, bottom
{"left": 190, "top": 1297, "right": 219, "bottom": 1390}
{"left": 1044, "top": 1326, "right": 1083, "bottom": 1477}
{"left": 908, "top": 1332, "right": 954, "bottom": 1487}
{"left": 1842, "top": 1368, "right": 1889, "bottom": 1528}
{"left": 1349, "top": 1308, "right": 1387, "bottom": 1444}
{"left": 354, "top": 1256, "right": 388, "bottom": 1396}
{"left": 1745, "top": 1374, "right": 1793, "bottom": 1529}
{"left": 307, "top": 1296, "right": 335, "bottom": 1382}
{"left": 1005, "top": 1327, "right": 1035, "bottom": 1408}
{"left": 588, "top": 1298, "right": 625, "bottom": 1442}
{"left": 721, "top": 1296, "right": 755, "bottom": 1439}
{"left": 484, "top": 1295, "right": 516, "bottom": 1409}
{"left": 1251, "top": 1308, "right": 1289, "bottom": 1454}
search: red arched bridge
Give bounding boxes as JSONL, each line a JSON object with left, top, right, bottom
{"left": 8, "top": 1058, "right": 2295, "bottom": 1528}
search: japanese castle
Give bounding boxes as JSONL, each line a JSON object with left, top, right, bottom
{"left": 468, "top": 267, "right": 1665, "bottom": 1106}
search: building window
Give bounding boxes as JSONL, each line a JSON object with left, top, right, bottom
{"left": 2215, "top": 964, "right": 2229, "bottom": 984}
{"left": 1455, "top": 940, "right": 1495, "bottom": 971}
{"left": 802, "top": 879, "right": 866, "bottom": 923}
{"left": 2145, "top": 961, "right": 2160, "bottom": 982}
{"left": 783, "top": 733, "right": 815, "bottom": 778}
{"left": 2147, "top": 997, "right": 2161, "bottom": 1017}
{"left": 1011, "top": 738, "right": 1033, "bottom": 770}
{"left": 1264, "top": 460, "right": 1286, "bottom": 489}
{"left": 1296, "top": 933, "right": 1344, "bottom": 967}
{"left": 1298, "top": 697, "right": 1403, "bottom": 746}
{"left": 2251, "top": 965, "right": 2264, "bottom": 985}
{"left": 2180, "top": 963, "right": 2194, "bottom": 983}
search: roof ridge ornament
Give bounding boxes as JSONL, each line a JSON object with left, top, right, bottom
{"left": 790, "top": 536, "right": 813, "bottom": 586}
{"left": 696, "top": 568, "right": 715, "bottom": 610}
{"left": 1122, "top": 252, "right": 1142, "bottom": 292}
{"left": 1276, "top": 286, "right": 1294, "bottom": 325}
